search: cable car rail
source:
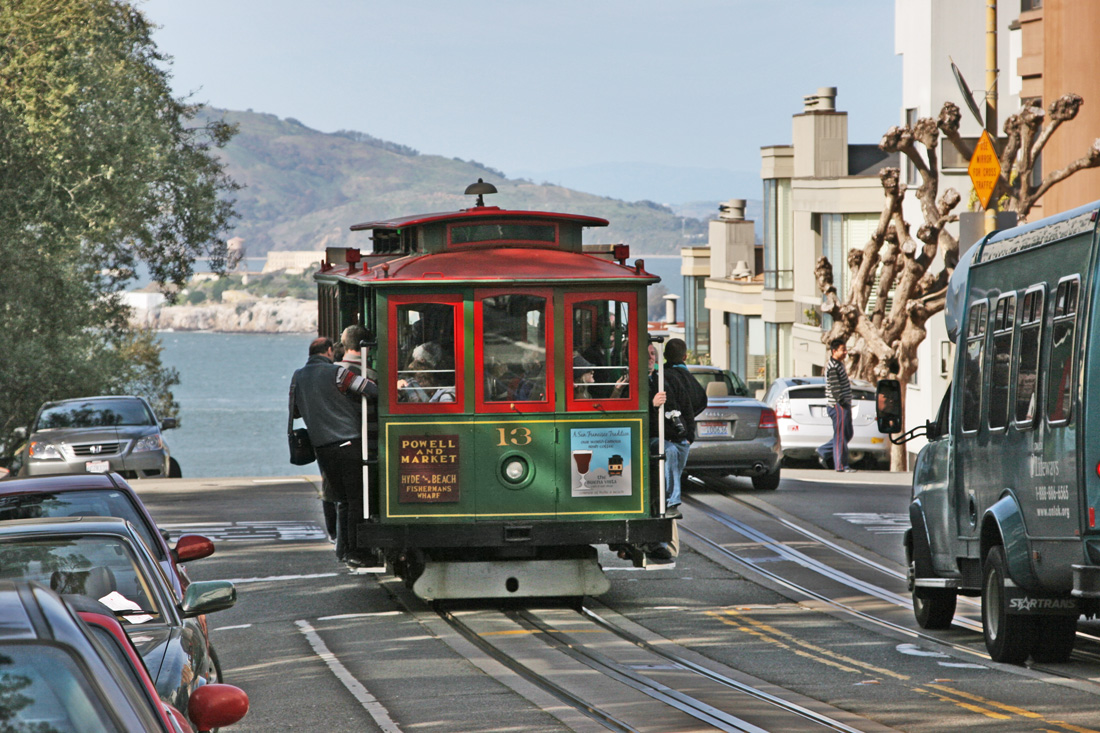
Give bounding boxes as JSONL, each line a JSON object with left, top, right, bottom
{"left": 438, "top": 603, "right": 870, "bottom": 732}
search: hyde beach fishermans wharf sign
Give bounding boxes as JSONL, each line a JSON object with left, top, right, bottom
{"left": 398, "top": 435, "right": 460, "bottom": 503}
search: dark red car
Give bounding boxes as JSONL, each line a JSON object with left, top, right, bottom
{"left": 0, "top": 472, "right": 214, "bottom": 599}
{"left": 0, "top": 580, "right": 246, "bottom": 733}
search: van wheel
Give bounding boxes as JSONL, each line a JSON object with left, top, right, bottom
{"left": 982, "top": 545, "right": 1036, "bottom": 664}
{"left": 913, "top": 586, "right": 957, "bottom": 629}
{"left": 752, "top": 468, "right": 781, "bottom": 491}
{"left": 1031, "top": 615, "right": 1078, "bottom": 663}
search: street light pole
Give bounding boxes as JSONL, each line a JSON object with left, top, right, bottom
{"left": 984, "top": 0, "right": 998, "bottom": 235}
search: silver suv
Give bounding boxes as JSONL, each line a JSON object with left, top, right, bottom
{"left": 12, "top": 396, "right": 177, "bottom": 479}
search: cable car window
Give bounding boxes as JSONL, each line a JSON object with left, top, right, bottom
{"left": 481, "top": 294, "right": 548, "bottom": 403}
{"left": 394, "top": 302, "right": 458, "bottom": 406}
{"left": 961, "top": 300, "right": 987, "bottom": 433}
{"left": 1014, "top": 286, "right": 1044, "bottom": 427}
{"left": 988, "top": 293, "right": 1015, "bottom": 430}
{"left": 449, "top": 223, "right": 557, "bottom": 246}
{"left": 1047, "top": 276, "right": 1079, "bottom": 425}
{"left": 570, "top": 298, "right": 632, "bottom": 401}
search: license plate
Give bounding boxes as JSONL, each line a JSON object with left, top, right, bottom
{"left": 810, "top": 406, "right": 828, "bottom": 417}
{"left": 697, "top": 421, "right": 729, "bottom": 437}
{"left": 85, "top": 460, "right": 110, "bottom": 474}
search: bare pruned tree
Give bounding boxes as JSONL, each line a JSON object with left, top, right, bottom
{"left": 816, "top": 97, "right": 1100, "bottom": 469}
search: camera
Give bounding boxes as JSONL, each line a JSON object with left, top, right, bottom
{"left": 666, "top": 409, "right": 686, "bottom": 437}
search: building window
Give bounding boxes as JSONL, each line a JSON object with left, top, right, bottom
{"left": 821, "top": 213, "right": 844, "bottom": 299}
{"left": 1021, "top": 0, "right": 1042, "bottom": 11}
{"left": 763, "top": 179, "right": 793, "bottom": 290}
{"left": 683, "top": 275, "right": 710, "bottom": 357}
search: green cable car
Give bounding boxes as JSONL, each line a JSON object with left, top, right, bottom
{"left": 313, "top": 181, "right": 673, "bottom": 599}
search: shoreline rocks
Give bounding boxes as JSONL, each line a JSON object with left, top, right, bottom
{"left": 130, "top": 296, "right": 316, "bottom": 333}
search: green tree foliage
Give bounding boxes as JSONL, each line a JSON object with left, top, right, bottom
{"left": 0, "top": 0, "right": 238, "bottom": 445}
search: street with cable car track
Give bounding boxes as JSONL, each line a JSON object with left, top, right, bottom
{"left": 134, "top": 469, "right": 1100, "bottom": 732}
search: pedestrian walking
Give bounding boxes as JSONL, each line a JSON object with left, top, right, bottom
{"left": 817, "top": 337, "right": 856, "bottom": 473}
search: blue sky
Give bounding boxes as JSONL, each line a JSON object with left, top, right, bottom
{"left": 142, "top": 0, "right": 901, "bottom": 203}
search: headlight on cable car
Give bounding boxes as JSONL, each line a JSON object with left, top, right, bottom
{"left": 503, "top": 457, "right": 529, "bottom": 483}
{"left": 28, "top": 441, "right": 62, "bottom": 460}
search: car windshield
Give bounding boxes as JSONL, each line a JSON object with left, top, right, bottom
{"left": 36, "top": 400, "right": 154, "bottom": 430}
{"left": 691, "top": 370, "right": 750, "bottom": 397}
{"left": 0, "top": 491, "right": 164, "bottom": 565}
{"left": 0, "top": 643, "right": 117, "bottom": 732}
{"left": 0, "top": 536, "right": 162, "bottom": 624}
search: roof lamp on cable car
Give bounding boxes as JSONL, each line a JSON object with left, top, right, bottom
{"left": 464, "top": 178, "right": 498, "bottom": 208}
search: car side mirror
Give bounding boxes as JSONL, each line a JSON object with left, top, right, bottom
{"left": 160, "top": 417, "right": 179, "bottom": 430}
{"left": 876, "top": 379, "right": 903, "bottom": 434}
{"left": 180, "top": 580, "right": 236, "bottom": 617}
{"left": 174, "top": 534, "right": 215, "bottom": 563}
{"left": 188, "top": 683, "right": 249, "bottom": 732}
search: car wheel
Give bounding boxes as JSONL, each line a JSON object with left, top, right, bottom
{"left": 169, "top": 457, "right": 182, "bottom": 478}
{"left": 751, "top": 467, "right": 781, "bottom": 491}
{"left": 982, "top": 545, "right": 1036, "bottom": 664}
{"left": 913, "top": 586, "right": 957, "bottom": 629}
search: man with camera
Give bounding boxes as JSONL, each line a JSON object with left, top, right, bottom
{"left": 649, "top": 338, "right": 708, "bottom": 522}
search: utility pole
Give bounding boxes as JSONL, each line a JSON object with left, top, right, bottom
{"left": 984, "top": 0, "right": 998, "bottom": 235}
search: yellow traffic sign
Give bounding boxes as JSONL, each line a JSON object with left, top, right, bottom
{"left": 968, "top": 130, "right": 1002, "bottom": 209}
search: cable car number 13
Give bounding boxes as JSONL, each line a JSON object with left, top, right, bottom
{"left": 496, "top": 427, "right": 532, "bottom": 446}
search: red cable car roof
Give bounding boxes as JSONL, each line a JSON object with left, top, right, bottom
{"left": 349, "top": 206, "right": 609, "bottom": 231}
{"left": 335, "top": 247, "right": 656, "bottom": 284}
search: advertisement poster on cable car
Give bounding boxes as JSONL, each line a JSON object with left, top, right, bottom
{"left": 569, "top": 427, "right": 632, "bottom": 497}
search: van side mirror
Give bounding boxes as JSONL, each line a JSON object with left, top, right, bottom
{"left": 876, "top": 379, "right": 902, "bottom": 434}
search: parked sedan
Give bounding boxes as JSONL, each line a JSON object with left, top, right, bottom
{"left": 0, "top": 580, "right": 172, "bottom": 732}
{"left": 763, "top": 376, "right": 888, "bottom": 467}
{"left": 0, "top": 472, "right": 214, "bottom": 600}
{"left": 0, "top": 516, "right": 237, "bottom": 727}
{"left": 70, "top": 593, "right": 249, "bottom": 732}
{"left": 12, "top": 394, "right": 178, "bottom": 479}
{"left": 682, "top": 365, "right": 782, "bottom": 490}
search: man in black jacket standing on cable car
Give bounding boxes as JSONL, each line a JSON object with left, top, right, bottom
{"left": 650, "top": 338, "right": 708, "bottom": 519}
{"left": 290, "top": 335, "right": 378, "bottom": 571}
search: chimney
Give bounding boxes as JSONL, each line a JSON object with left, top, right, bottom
{"left": 718, "top": 199, "right": 746, "bottom": 221}
{"left": 663, "top": 294, "right": 680, "bottom": 325}
{"left": 803, "top": 86, "right": 837, "bottom": 112}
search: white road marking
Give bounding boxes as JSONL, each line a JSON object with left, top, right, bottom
{"left": 296, "top": 619, "right": 402, "bottom": 733}
{"left": 835, "top": 512, "right": 910, "bottom": 534}
{"left": 318, "top": 611, "right": 403, "bottom": 621}
{"left": 214, "top": 624, "right": 253, "bottom": 631}
{"left": 227, "top": 572, "right": 340, "bottom": 584}
{"left": 896, "top": 643, "right": 949, "bottom": 658}
{"left": 937, "top": 662, "right": 989, "bottom": 669}
{"left": 159, "top": 521, "right": 327, "bottom": 542}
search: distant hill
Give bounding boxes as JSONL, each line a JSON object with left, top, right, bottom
{"left": 204, "top": 108, "right": 709, "bottom": 257}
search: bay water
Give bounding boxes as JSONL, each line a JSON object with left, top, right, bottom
{"left": 158, "top": 331, "right": 314, "bottom": 478}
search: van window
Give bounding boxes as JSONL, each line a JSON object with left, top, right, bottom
{"left": 1047, "top": 277, "right": 1079, "bottom": 424}
{"left": 962, "top": 300, "right": 988, "bottom": 433}
{"left": 1014, "top": 286, "right": 1044, "bottom": 427}
{"left": 988, "top": 294, "right": 1015, "bottom": 430}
